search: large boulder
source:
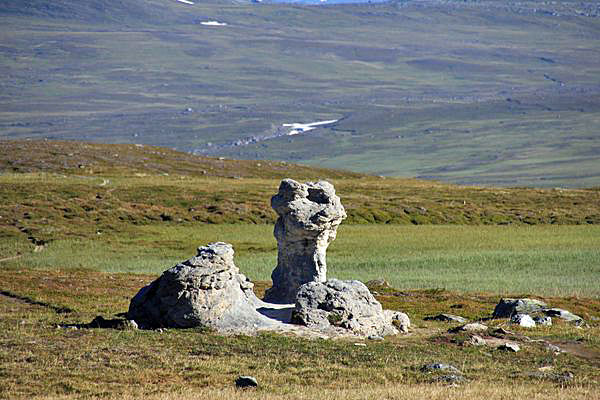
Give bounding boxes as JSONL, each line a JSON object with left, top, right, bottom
{"left": 492, "top": 298, "right": 547, "bottom": 318}
{"left": 264, "top": 179, "right": 347, "bottom": 304}
{"left": 291, "top": 279, "right": 402, "bottom": 337}
{"left": 127, "top": 242, "right": 280, "bottom": 332}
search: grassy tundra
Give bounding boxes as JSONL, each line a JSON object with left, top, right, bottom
{"left": 1, "top": 141, "right": 599, "bottom": 399}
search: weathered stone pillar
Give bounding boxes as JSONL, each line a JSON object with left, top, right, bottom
{"left": 264, "top": 179, "right": 346, "bottom": 304}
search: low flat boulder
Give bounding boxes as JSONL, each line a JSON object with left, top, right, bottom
{"left": 424, "top": 313, "right": 467, "bottom": 323}
{"left": 492, "top": 298, "right": 547, "bottom": 318}
{"left": 543, "top": 308, "right": 583, "bottom": 323}
{"left": 292, "top": 279, "right": 403, "bottom": 337}
{"left": 450, "top": 322, "right": 488, "bottom": 333}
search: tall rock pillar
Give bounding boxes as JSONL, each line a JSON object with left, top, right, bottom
{"left": 264, "top": 179, "right": 346, "bottom": 304}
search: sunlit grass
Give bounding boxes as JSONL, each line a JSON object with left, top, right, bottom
{"left": 7, "top": 224, "right": 599, "bottom": 297}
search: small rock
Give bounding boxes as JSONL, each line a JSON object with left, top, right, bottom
{"left": 125, "top": 320, "right": 138, "bottom": 330}
{"left": 542, "top": 308, "right": 583, "bottom": 323}
{"left": 368, "top": 335, "right": 384, "bottom": 341}
{"left": 365, "top": 278, "right": 390, "bottom": 288}
{"left": 493, "top": 298, "right": 547, "bottom": 318}
{"left": 545, "top": 343, "right": 562, "bottom": 353}
{"left": 533, "top": 316, "right": 552, "bottom": 326}
{"left": 451, "top": 322, "right": 488, "bottom": 333}
{"left": 386, "top": 310, "right": 410, "bottom": 333}
{"left": 467, "top": 335, "right": 487, "bottom": 346}
{"left": 424, "top": 313, "right": 467, "bottom": 323}
{"left": 498, "top": 342, "right": 520, "bottom": 352}
{"left": 353, "top": 343, "right": 367, "bottom": 347}
{"left": 235, "top": 375, "right": 258, "bottom": 388}
{"left": 492, "top": 327, "right": 511, "bottom": 335}
{"left": 511, "top": 314, "right": 536, "bottom": 328}
{"left": 420, "top": 363, "right": 461, "bottom": 374}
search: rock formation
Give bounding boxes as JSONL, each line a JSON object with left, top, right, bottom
{"left": 127, "top": 242, "right": 282, "bottom": 332}
{"left": 126, "top": 179, "right": 409, "bottom": 338}
{"left": 291, "top": 279, "right": 404, "bottom": 336}
{"left": 264, "top": 179, "right": 347, "bottom": 304}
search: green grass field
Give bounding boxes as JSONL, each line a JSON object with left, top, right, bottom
{"left": 4, "top": 224, "right": 599, "bottom": 297}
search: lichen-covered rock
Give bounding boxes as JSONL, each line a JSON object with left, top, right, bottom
{"left": 127, "top": 242, "right": 278, "bottom": 332}
{"left": 264, "top": 179, "right": 347, "bottom": 304}
{"left": 492, "top": 298, "right": 547, "bottom": 318}
{"left": 543, "top": 308, "right": 583, "bottom": 323}
{"left": 291, "top": 279, "right": 400, "bottom": 337}
{"left": 424, "top": 313, "right": 467, "bottom": 323}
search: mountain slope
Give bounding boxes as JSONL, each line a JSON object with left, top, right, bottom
{"left": 1, "top": 1, "right": 599, "bottom": 187}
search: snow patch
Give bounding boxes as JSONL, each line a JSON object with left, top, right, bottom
{"left": 201, "top": 21, "right": 228, "bottom": 26}
{"left": 282, "top": 119, "right": 338, "bottom": 136}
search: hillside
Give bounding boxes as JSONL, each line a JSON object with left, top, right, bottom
{"left": 1, "top": 140, "right": 599, "bottom": 245}
{"left": 0, "top": 1, "right": 599, "bottom": 187}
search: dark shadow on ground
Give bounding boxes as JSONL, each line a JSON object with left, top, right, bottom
{"left": 256, "top": 306, "right": 294, "bottom": 324}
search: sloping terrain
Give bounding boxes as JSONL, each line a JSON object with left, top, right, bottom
{"left": 1, "top": 0, "right": 599, "bottom": 187}
{"left": 1, "top": 140, "right": 599, "bottom": 246}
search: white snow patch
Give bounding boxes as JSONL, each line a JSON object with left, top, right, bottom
{"left": 282, "top": 119, "right": 338, "bottom": 136}
{"left": 201, "top": 21, "right": 228, "bottom": 26}
{"left": 175, "top": 0, "right": 195, "bottom": 5}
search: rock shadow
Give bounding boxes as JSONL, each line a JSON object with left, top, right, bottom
{"left": 256, "top": 305, "right": 294, "bottom": 324}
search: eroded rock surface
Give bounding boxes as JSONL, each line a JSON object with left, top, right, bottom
{"left": 291, "top": 279, "right": 402, "bottom": 337}
{"left": 264, "top": 179, "right": 347, "bottom": 303}
{"left": 128, "top": 242, "right": 282, "bottom": 332}
{"left": 492, "top": 298, "right": 547, "bottom": 318}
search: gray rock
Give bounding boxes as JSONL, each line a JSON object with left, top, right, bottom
{"left": 493, "top": 298, "right": 547, "bottom": 318}
{"left": 545, "top": 343, "right": 562, "bottom": 353}
{"left": 365, "top": 278, "right": 390, "bottom": 288}
{"left": 127, "top": 242, "right": 282, "bottom": 333}
{"left": 450, "top": 322, "right": 488, "bottom": 333}
{"left": 467, "top": 335, "right": 487, "bottom": 346}
{"left": 526, "top": 371, "right": 573, "bottom": 383}
{"left": 498, "top": 342, "right": 520, "bottom": 352}
{"left": 384, "top": 310, "right": 411, "bottom": 333}
{"left": 235, "top": 375, "right": 258, "bottom": 388}
{"left": 424, "top": 313, "right": 467, "bottom": 323}
{"left": 533, "top": 316, "right": 552, "bottom": 326}
{"left": 264, "top": 179, "right": 346, "bottom": 304}
{"left": 542, "top": 308, "right": 583, "bottom": 323}
{"left": 511, "top": 314, "right": 536, "bottom": 328}
{"left": 292, "top": 279, "right": 399, "bottom": 337}
{"left": 420, "top": 363, "right": 461, "bottom": 374}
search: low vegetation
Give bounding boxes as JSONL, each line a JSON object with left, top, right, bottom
{"left": 1, "top": 140, "right": 599, "bottom": 398}
{"left": 1, "top": 141, "right": 599, "bottom": 247}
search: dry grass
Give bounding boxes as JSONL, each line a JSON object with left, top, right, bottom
{"left": 1, "top": 268, "right": 598, "bottom": 399}
{"left": 38, "top": 383, "right": 600, "bottom": 400}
